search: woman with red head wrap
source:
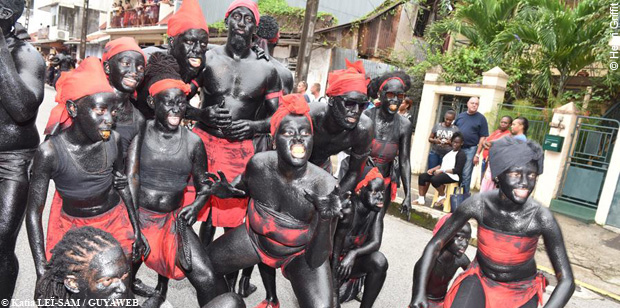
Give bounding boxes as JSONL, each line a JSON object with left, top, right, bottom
{"left": 26, "top": 58, "right": 146, "bottom": 291}
{"left": 308, "top": 60, "right": 375, "bottom": 198}
{"left": 332, "top": 166, "right": 389, "bottom": 308}
{"left": 411, "top": 139, "right": 574, "bottom": 308}
{"left": 204, "top": 93, "right": 348, "bottom": 308}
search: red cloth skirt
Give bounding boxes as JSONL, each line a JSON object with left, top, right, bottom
{"left": 384, "top": 177, "right": 397, "bottom": 201}
{"left": 46, "top": 200, "right": 135, "bottom": 260}
{"left": 193, "top": 127, "right": 253, "bottom": 227}
{"left": 443, "top": 260, "right": 545, "bottom": 308}
{"left": 139, "top": 207, "right": 185, "bottom": 280}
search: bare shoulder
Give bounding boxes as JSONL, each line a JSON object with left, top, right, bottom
{"left": 309, "top": 101, "right": 328, "bottom": 118}
{"left": 454, "top": 192, "right": 485, "bottom": 220}
{"left": 307, "top": 163, "right": 338, "bottom": 193}
{"left": 34, "top": 139, "right": 58, "bottom": 172}
{"left": 534, "top": 203, "right": 560, "bottom": 231}
{"left": 12, "top": 41, "right": 45, "bottom": 68}
{"left": 398, "top": 114, "right": 412, "bottom": 129}
{"left": 354, "top": 113, "right": 374, "bottom": 139}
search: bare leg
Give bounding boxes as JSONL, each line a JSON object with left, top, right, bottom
{"left": 199, "top": 210, "right": 216, "bottom": 247}
{"left": 181, "top": 230, "right": 217, "bottom": 306}
{"left": 0, "top": 180, "right": 29, "bottom": 301}
{"left": 258, "top": 263, "right": 279, "bottom": 304}
{"left": 238, "top": 265, "right": 257, "bottom": 297}
{"left": 285, "top": 256, "right": 333, "bottom": 308}
{"left": 418, "top": 183, "right": 430, "bottom": 199}
{"left": 349, "top": 251, "right": 388, "bottom": 308}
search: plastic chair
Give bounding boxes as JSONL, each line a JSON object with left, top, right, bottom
{"left": 431, "top": 182, "right": 459, "bottom": 213}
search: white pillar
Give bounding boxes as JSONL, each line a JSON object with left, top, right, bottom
{"left": 533, "top": 103, "right": 580, "bottom": 206}
{"left": 411, "top": 67, "right": 442, "bottom": 174}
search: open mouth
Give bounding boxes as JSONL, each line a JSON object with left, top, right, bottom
{"left": 388, "top": 104, "right": 398, "bottom": 111}
{"left": 346, "top": 116, "right": 357, "bottom": 123}
{"left": 122, "top": 77, "right": 137, "bottom": 88}
{"left": 513, "top": 188, "right": 530, "bottom": 199}
{"left": 100, "top": 130, "right": 111, "bottom": 140}
{"left": 168, "top": 116, "right": 181, "bottom": 126}
{"left": 235, "top": 29, "right": 246, "bottom": 35}
{"left": 290, "top": 144, "right": 306, "bottom": 159}
{"left": 376, "top": 202, "right": 384, "bottom": 208}
{"left": 188, "top": 57, "right": 202, "bottom": 68}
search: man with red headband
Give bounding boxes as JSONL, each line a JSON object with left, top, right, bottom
{"left": 408, "top": 215, "right": 471, "bottom": 308}
{"left": 0, "top": 0, "right": 46, "bottom": 300}
{"left": 309, "top": 59, "right": 374, "bottom": 194}
{"left": 26, "top": 58, "right": 145, "bottom": 284}
{"left": 205, "top": 93, "right": 346, "bottom": 308}
{"left": 136, "top": 0, "right": 209, "bottom": 119}
{"left": 332, "top": 167, "right": 388, "bottom": 308}
{"left": 192, "top": 0, "right": 281, "bottom": 259}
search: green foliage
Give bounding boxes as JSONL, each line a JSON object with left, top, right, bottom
{"left": 257, "top": 0, "right": 337, "bottom": 26}
{"left": 210, "top": 20, "right": 226, "bottom": 33}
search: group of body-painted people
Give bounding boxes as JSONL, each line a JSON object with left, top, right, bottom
{"left": 0, "top": 0, "right": 576, "bottom": 307}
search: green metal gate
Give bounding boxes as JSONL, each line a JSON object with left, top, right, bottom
{"left": 554, "top": 116, "right": 619, "bottom": 220}
{"left": 436, "top": 95, "right": 468, "bottom": 122}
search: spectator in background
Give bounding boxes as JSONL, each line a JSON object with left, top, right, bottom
{"left": 399, "top": 97, "right": 413, "bottom": 122}
{"left": 481, "top": 115, "right": 512, "bottom": 176}
{"left": 296, "top": 80, "right": 310, "bottom": 102}
{"left": 310, "top": 82, "right": 325, "bottom": 103}
{"left": 511, "top": 116, "right": 529, "bottom": 142}
{"left": 427, "top": 110, "right": 459, "bottom": 170}
{"left": 453, "top": 96, "right": 488, "bottom": 194}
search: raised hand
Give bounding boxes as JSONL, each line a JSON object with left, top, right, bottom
{"left": 304, "top": 186, "right": 350, "bottom": 220}
{"left": 199, "top": 171, "right": 246, "bottom": 198}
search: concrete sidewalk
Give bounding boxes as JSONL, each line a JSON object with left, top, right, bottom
{"left": 396, "top": 174, "right": 620, "bottom": 302}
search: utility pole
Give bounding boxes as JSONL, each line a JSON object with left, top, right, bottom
{"left": 295, "top": 0, "right": 319, "bottom": 83}
{"left": 24, "top": 0, "right": 31, "bottom": 30}
{"left": 79, "top": 0, "right": 89, "bottom": 59}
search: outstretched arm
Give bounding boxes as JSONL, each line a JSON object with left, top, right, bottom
{"left": 26, "top": 144, "right": 55, "bottom": 278}
{"left": 399, "top": 119, "right": 413, "bottom": 210}
{"left": 540, "top": 209, "right": 575, "bottom": 308}
{"left": 0, "top": 29, "right": 45, "bottom": 122}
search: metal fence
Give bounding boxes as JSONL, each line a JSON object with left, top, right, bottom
{"left": 495, "top": 104, "right": 552, "bottom": 145}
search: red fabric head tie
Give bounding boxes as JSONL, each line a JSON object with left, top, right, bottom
{"left": 45, "top": 57, "right": 115, "bottom": 135}
{"left": 432, "top": 214, "right": 452, "bottom": 236}
{"left": 270, "top": 94, "right": 313, "bottom": 136}
{"left": 267, "top": 31, "right": 280, "bottom": 44}
{"left": 379, "top": 77, "right": 405, "bottom": 92}
{"left": 149, "top": 79, "right": 191, "bottom": 96}
{"left": 226, "top": 0, "right": 260, "bottom": 25}
{"left": 102, "top": 37, "right": 146, "bottom": 63}
{"left": 355, "top": 167, "right": 384, "bottom": 194}
{"left": 167, "top": 0, "right": 209, "bottom": 37}
{"left": 325, "top": 59, "right": 368, "bottom": 97}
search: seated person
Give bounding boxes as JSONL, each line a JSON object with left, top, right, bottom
{"left": 35, "top": 227, "right": 245, "bottom": 308}
{"left": 332, "top": 167, "right": 389, "bottom": 308}
{"left": 205, "top": 93, "right": 347, "bottom": 308}
{"left": 409, "top": 214, "right": 471, "bottom": 308}
{"left": 417, "top": 133, "right": 465, "bottom": 208}
{"left": 410, "top": 138, "right": 575, "bottom": 308}
{"left": 26, "top": 58, "right": 145, "bottom": 282}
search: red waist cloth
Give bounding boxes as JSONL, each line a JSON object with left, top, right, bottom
{"left": 384, "top": 177, "right": 397, "bottom": 201}
{"left": 139, "top": 207, "right": 185, "bottom": 280}
{"left": 443, "top": 260, "right": 545, "bottom": 308}
{"left": 193, "top": 127, "right": 254, "bottom": 227}
{"left": 246, "top": 199, "right": 310, "bottom": 269}
{"left": 45, "top": 199, "right": 135, "bottom": 260}
{"left": 477, "top": 225, "right": 538, "bottom": 266}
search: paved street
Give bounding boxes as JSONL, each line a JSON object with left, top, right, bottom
{"left": 9, "top": 86, "right": 620, "bottom": 307}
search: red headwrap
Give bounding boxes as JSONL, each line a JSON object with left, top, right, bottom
{"left": 432, "top": 214, "right": 452, "bottom": 236}
{"left": 270, "top": 94, "right": 312, "bottom": 136}
{"left": 101, "top": 37, "right": 146, "bottom": 63}
{"left": 379, "top": 77, "right": 405, "bottom": 91}
{"left": 354, "top": 167, "right": 384, "bottom": 194}
{"left": 167, "top": 0, "right": 209, "bottom": 37}
{"left": 149, "top": 79, "right": 191, "bottom": 96}
{"left": 225, "top": 0, "right": 260, "bottom": 25}
{"left": 325, "top": 59, "right": 368, "bottom": 97}
{"left": 267, "top": 31, "right": 280, "bottom": 44}
{"left": 44, "top": 57, "right": 115, "bottom": 135}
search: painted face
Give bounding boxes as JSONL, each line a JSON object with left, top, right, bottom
{"left": 466, "top": 97, "right": 479, "bottom": 114}
{"left": 152, "top": 88, "right": 187, "bottom": 131}
{"left": 329, "top": 91, "right": 368, "bottom": 130}
{"left": 379, "top": 79, "right": 405, "bottom": 114}
{"left": 170, "top": 28, "right": 209, "bottom": 78}
{"left": 106, "top": 51, "right": 145, "bottom": 93}
{"left": 0, "top": 0, "right": 24, "bottom": 33}
{"left": 497, "top": 161, "right": 538, "bottom": 204}
{"left": 275, "top": 114, "right": 313, "bottom": 167}
{"left": 511, "top": 118, "right": 524, "bottom": 135}
{"left": 447, "top": 223, "right": 471, "bottom": 257}
{"left": 360, "top": 178, "right": 385, "bottom": 212}
{"left": 79, "top": 246, "right": 131, "bottom": 306}
{"left": 499, "top": 116, "right": 512, "bottom": 131}
{"left": 226, "top": 7, "right": 257, "bottom": 50}
{"left": 444, "top": 113, "right": 455, "bottom": 126}
{"left": 451, "top": 136, "right": 463, "bottom": 151}
{"left": 72, "top": 92, "right": 118, "bottom": 142}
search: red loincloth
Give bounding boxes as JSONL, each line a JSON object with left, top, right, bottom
{"left": 443, "top": 260, "right": 545, "bottom": 308}
{"left": 246, "top": 199, "right": 310, "bottom": 271}
{"left": 384, "top": 177, "right": 397, "bottom": 201}
{"left": 139, "top": 207, "right": 185, "bottom": 280}
{"left": 193, "top": 127, "right": 253, "bottom": 227}
{"left": 46, "top": 200, "right": 135, "bottom": 260}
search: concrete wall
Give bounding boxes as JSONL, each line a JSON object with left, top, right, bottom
{"left": 410, "top": 67, "right": 508, "bottom": 191}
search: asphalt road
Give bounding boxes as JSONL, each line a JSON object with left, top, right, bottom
{"left": 9, "top": 86, "right": 620, "bottom": 307}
